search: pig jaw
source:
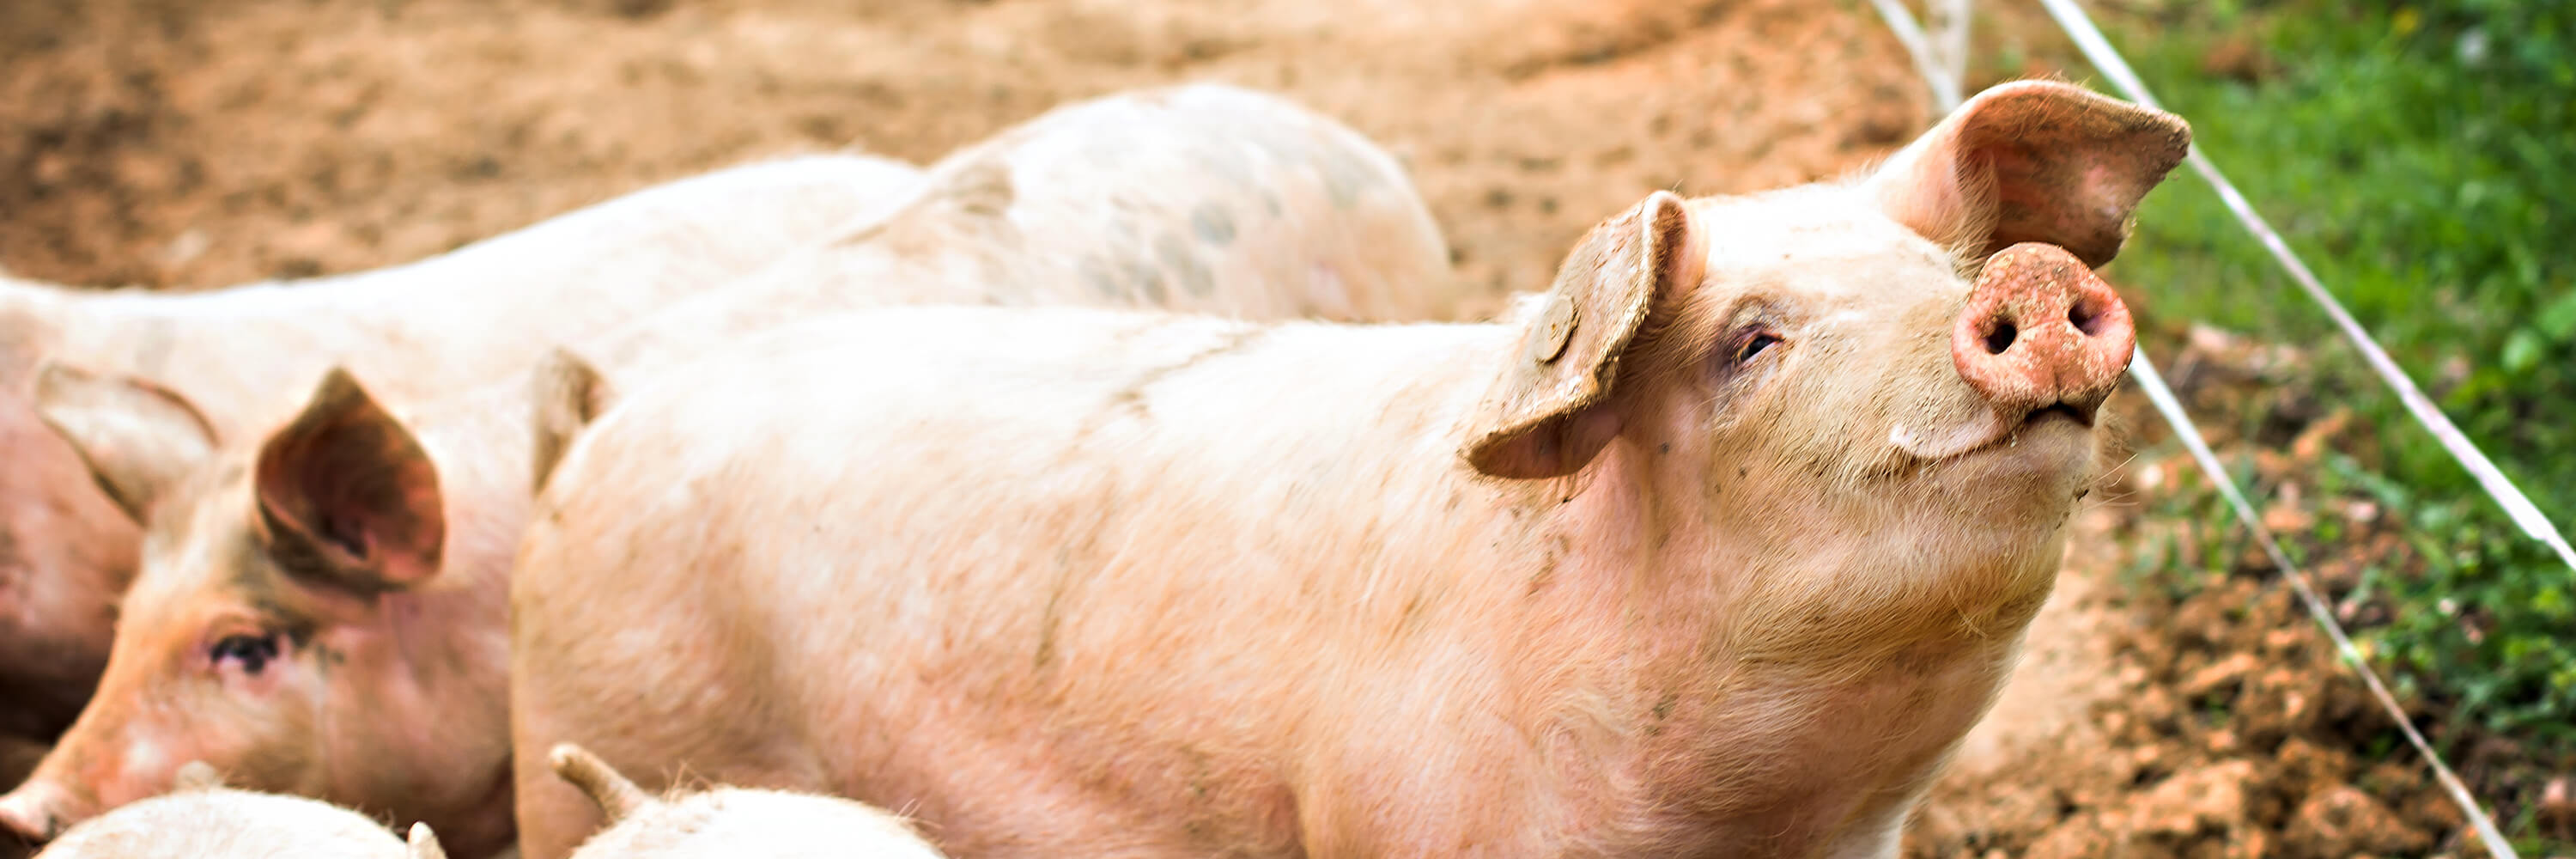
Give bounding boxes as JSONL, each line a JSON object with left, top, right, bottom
{"left": 1455, "top": 439, "right": 2069, "bottom": 856}
{"left": 1468, "top": 318, "right": 2093, "bottom": 854}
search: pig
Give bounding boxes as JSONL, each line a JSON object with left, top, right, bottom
{"left": 26, "top": 761, "right": 412, "bottom": 858}
{"left": 544, "top": 743, "right": 946, "bottom": 859}
{"left": 0, "top": 152, "right": 927, "bottom": 746}
{"left": 0, "top": 82, "right": 1455, "bottom": 859}
{"left": 503, "top": 79, "right": 2190, "bottom": 859}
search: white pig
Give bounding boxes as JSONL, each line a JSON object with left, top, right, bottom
{"left": 0, "top": 83, "right": 1454, "bottom": 859}
{"left": 0, "top": 152, "right": 924, "bottom": 745}
{"left": 546, "top": 743, "right": 946, "bottom": 859}
{"left": 29, "top": 762, "right": 408, "bottom": 858}
{"left": 507, "top": 79, "right": 2189, "bottom": 859}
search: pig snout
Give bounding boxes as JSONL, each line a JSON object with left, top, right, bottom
{"left": 1950, "top": 241, "right": 2136, "bottom": 422}
{"left": 0, "top": 782, "right": 68, "bottom": 848}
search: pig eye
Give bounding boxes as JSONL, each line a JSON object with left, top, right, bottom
{"left": 1735, "top": 331, "right": 1783, "bottom": 363}
{"left": 210, "top": 633, "right": 283, "bottom": 675}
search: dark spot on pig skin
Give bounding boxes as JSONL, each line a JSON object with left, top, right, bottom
{"left": 1157, "top": 234, "right": 1214, "bottom": 298}
{"left": 1261, "top": 192, "right": 1283, "bottom": 217}
{"left": 1189, "top": 204, "right": 1236, "bottom": 246}
{"left": 1659, "top": 443, "right": 1671, "bottom": 455}
{"left": 1124, "top": 259, "right": 1168, "bottom": 305}
{"left": 1317, "top": 159, "right": 1364, "bottom": 210}
{"left": 1082, "top": 258, "right": 1123, "bottom": 300}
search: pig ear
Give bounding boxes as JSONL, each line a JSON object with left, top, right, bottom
{"left": 252, "top": 369, "right": 445, "bottom": 594}
{"left": 1862, "top": 79, "right": 2190, "bottom": 267}
{"left": 407, "top": 822, "right": 450, "bottom": 859}
{"left": 31, "top": 362, "right": 222, "bottom": 522}
{"left": 550, "top": 742, "right": 650, "bottom": 824}
{"left": 529, "top": 347, "right": 617, "bottom": 495}
{"left": 1461, "top": 191, "right": 1703, "bottom": 479}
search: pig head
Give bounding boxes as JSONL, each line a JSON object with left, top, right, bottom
{"left": 0, "top": 367, "right": 519, "bottom": 857}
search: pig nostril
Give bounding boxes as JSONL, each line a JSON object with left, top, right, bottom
{"left": 1981, "top": 320, "right": 2018, "bottom": 355}
{"left": 2068, "top": 300, "right": 2102, "bottom": 337}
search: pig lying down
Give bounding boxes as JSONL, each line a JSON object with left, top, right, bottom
{"left": 0, "top": 83, "right": 1452, "bottom": 859}
{"left": 0, "top": 151, "right": 925, "bottom": 746}
{"left": 509, "top": 80, "right": 2190, "bottom": 858}
{"left": 28, "top": 761, "right": 434, "bottom": 859}
{"left": 545, "top": 743, "right": 946, "bottom": 859}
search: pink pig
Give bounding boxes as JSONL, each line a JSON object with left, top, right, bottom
{"left": 0, "top": 83, "right": 1454, "bottom": 859}
{"left": 506, "top": 80, "right": 2188, "bottom": 859}
{"left": 0, "top": 152, "right": 925, "bottom": 746}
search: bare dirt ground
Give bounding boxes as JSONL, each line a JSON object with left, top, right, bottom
{"left": 1, "top": 0, "right": 2537, "bottom": 856}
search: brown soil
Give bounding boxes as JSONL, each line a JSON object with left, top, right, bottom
{"left": 3, "top": 1, "right": 2553, "bottom": 856}
{"left": 0, "top": 0, "right": 1926, "bottom": 314}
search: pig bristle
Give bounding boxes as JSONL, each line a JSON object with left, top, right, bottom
{"left": 549, "top": 742, "right": 652, "bottom": 824}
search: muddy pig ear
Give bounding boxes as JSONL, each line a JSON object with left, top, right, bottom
{"left": 31, "top": 362, "right": 222, "bottom": 521}
{"left": 252, "top": 368, "right": 444, "bottom": 594}
{"left": 1461, "top": 191, "right": 1704, "bottom": 479}
{"left": 1862, "top": 79, "right": 2190, "bottom": 268}
{"left": 529, "top": 347, "right": 617, "bottom": 495}
{"left": 406, "top": 822, "right": 449, "bottom": 859}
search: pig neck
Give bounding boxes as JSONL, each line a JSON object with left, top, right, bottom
{"left": 318, "top": 386, "right": 530, "bottom": 859}
{"left": 1431, "top": 436, "right": 2056, "bottom": 852}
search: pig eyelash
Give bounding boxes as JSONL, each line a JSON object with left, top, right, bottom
{"left": 1721, "top": 326, "right": 1785, "bottom": 368}
{"left": 210, "top": 632, "right": 284, "bottom": 676}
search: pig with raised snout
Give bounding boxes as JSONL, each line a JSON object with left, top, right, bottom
{"left": 0, "top": 152, "right": 926, "bottom": 746}
{"left": 0, "top": 83, "right": 1453, "bottom": 859}
{"left": 27, "top": 761, "right": 427, "bottom": 858}
{"left": 545, "top": 743, "right": 947, "bottom": 859}
{"left": 506, "top": 80, "right": 2190, "bottom": 859}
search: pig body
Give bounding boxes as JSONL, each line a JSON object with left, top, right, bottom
{"left": 29, "top": 765, "right": 408, "bottom": 859}
{"left": 547, "top": 744, "right": 947, "bottom": 859}
{"left": 507, "top": 81, "right": 2189, "bottom": 859}
{"left": 0, "top": 153, "right": 925, "bottom": 743}
{"left": 0, "top": 83, "right": 1454, "bottom": 859}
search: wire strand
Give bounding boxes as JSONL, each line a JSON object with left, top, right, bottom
{"left": 1870, "top": 2, "right": 2527, "bottom": 855}
{"left": 2032, "top": 0, "right": 2576, "bottom": 573}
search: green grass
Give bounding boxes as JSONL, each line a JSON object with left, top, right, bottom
{"left": 2069, "top": 0, "right": 2573, "bottom": 848}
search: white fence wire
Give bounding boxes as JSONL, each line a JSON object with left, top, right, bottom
{"left": 1865, "top": 1, "right": 2536, "bottom": 856}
